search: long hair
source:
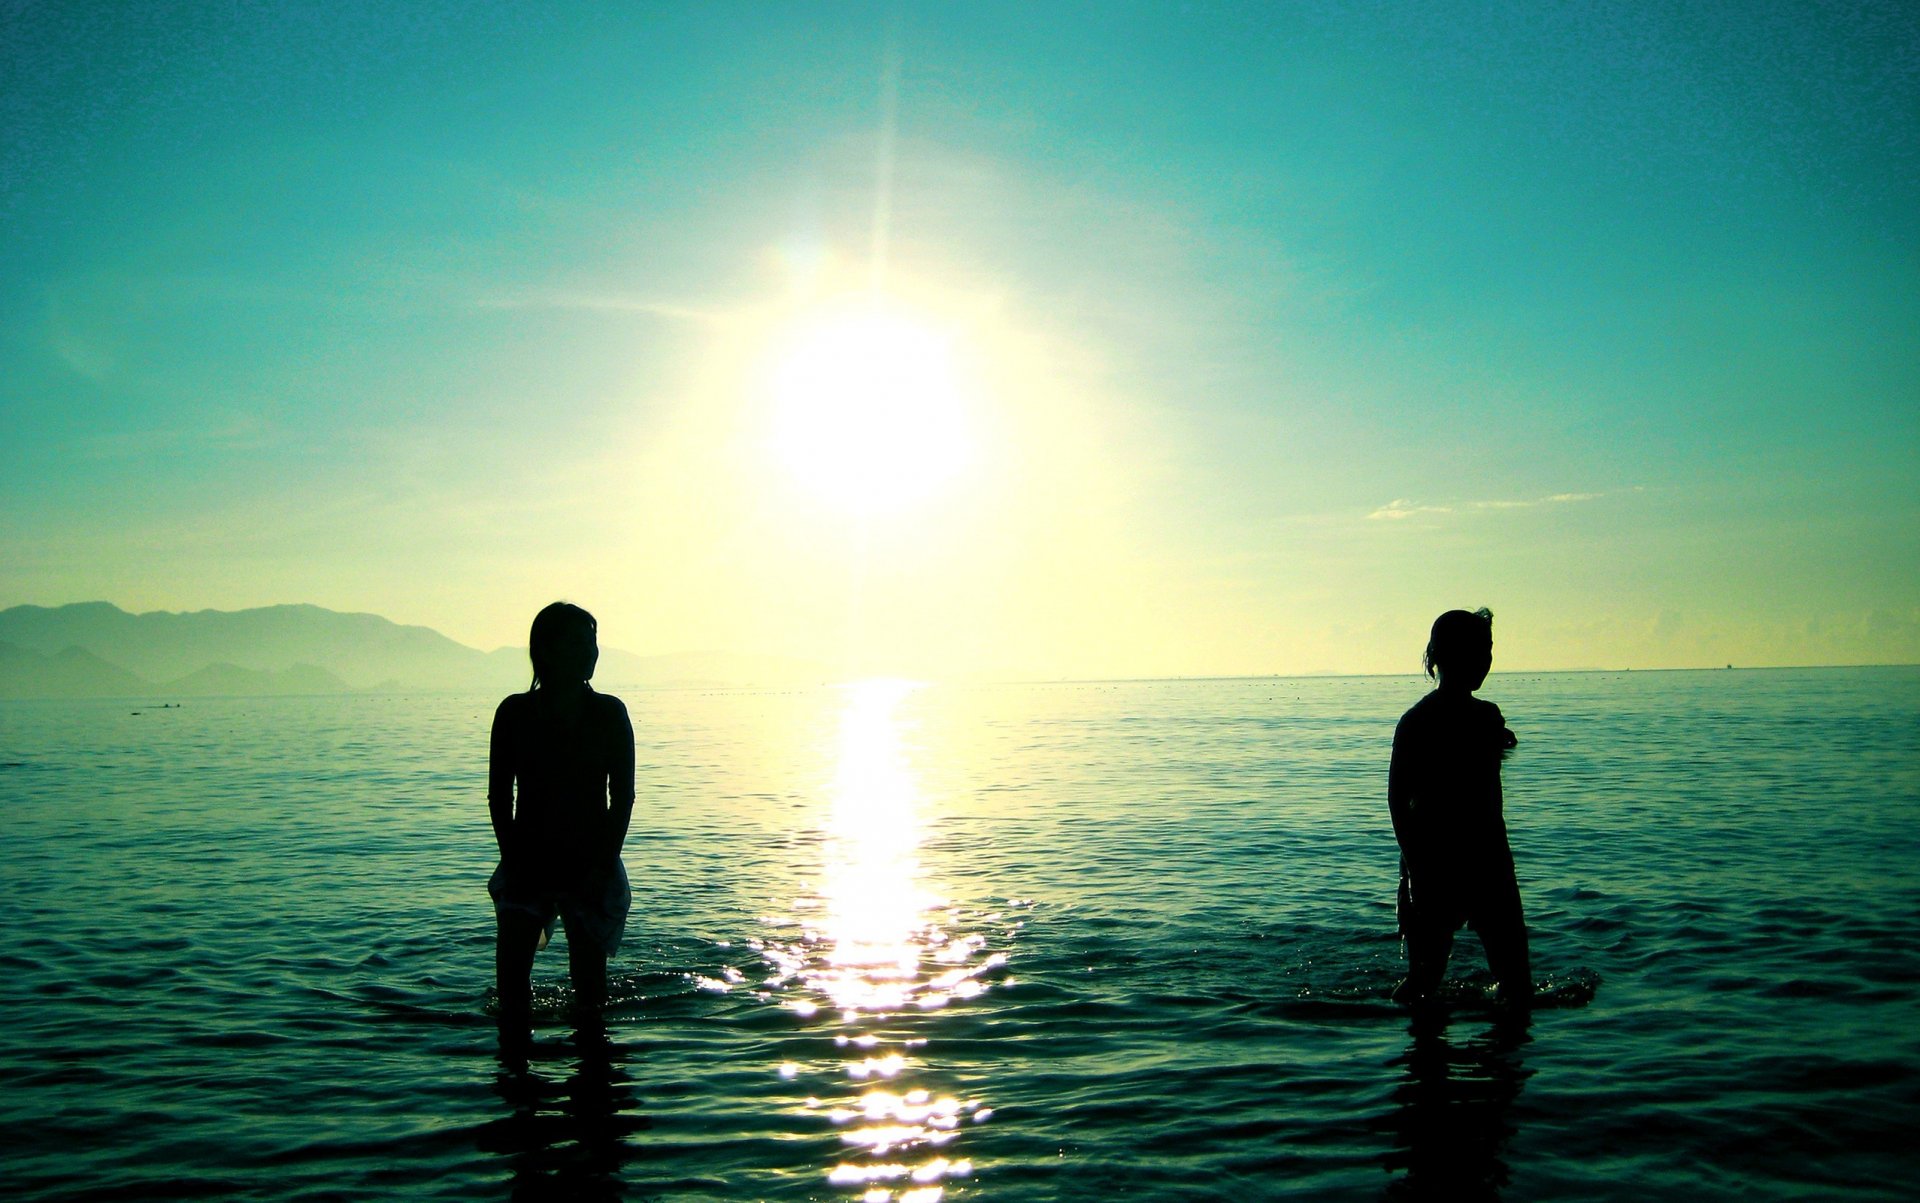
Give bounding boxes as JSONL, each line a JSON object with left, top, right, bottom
{"left": 1423, "top": 607, "right": 1493, "bottom": 679}
{"left": 528, "top": 601, "right": 597, "bottom": 691}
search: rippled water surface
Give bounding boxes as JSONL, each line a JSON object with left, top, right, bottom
{"left": 2, "top": 668, "right": 1916, "bottom": 1200}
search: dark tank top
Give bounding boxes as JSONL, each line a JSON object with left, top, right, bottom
{"left": 1390, "top": 690, "right": 1514, "bottom": 870}
{"left": 489, "top": 689, "right": 631, "bottom": 887}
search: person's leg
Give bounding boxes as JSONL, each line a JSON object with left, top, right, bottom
{"left": 1396, "top": 919, "right": 1454, "bottom": 1004}
{"left": 1476, "top": 877, "right": 1532, "bottom": 1003}
{"left": 1394, "top": 869, "right": 1455, "bottom": 1004}
{"left": 563, "top": 864, "right": 627, "bottom": 1026}
{"left": 1483, "top": 925, "right": 1531, "bottom": 1002}
{"left": 567, "top": 937, "right": 608, "bottom": 1018}
{"left": 559, "top": 901, "right": 610, "bottom": 1023}
{"left": 496, "top": 912, "right": 543, "bottom": 1046}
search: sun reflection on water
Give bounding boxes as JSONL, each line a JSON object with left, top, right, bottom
{"left": 755, "top": 679, "right": 1003, "bottom": 1201}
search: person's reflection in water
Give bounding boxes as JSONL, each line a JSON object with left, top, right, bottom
{"left": 480, "top": 1028, "right": 648, "bottom": 1202}
{"left": 1378, "top": 1010, "right": 1532, "bottom": 1201}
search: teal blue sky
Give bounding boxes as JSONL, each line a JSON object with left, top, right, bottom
{"left": 3, "top": 2, "right": 1915, "bottom": 676}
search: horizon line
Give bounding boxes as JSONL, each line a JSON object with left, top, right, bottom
{"left": 3, "top": 600, "right": 1915, "bottom": 688}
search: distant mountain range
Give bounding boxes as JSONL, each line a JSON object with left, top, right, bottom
{"left": 0, "top": 602, "right": 827, "bottom": 698}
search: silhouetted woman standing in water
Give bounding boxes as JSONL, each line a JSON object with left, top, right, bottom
{"left": 1389, "top": 607, "right": 1531, "bottom": 1007}
{"left": 489, "top": 602, "right": 634, "bottom": 1049}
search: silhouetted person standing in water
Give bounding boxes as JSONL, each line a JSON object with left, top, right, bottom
{"left": 1389, "top": 608, "right": 1531, "bottom": 1007}
{"left": 489, "top": 602, "right": 634, "bottom": 1049}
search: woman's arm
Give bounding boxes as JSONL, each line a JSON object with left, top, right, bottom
{"left": 603, "top": 699, "right": 636, "bottom": 865}
{"left": 1388, "top": 719, "right": 1416, "bottom": 853}
{"left": 488, "top": 699, "right": 516, "bottom": 859}
{"left": 1389, "top": 716, "right": 1435, "bottom": 882}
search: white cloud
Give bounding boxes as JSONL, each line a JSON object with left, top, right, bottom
{"left": 473, "top": 292, "right": 729, "bottom": 325}
{"left": 1367, "top": 498, "right": 1453, "bottom": 520}
{"left": 1368, "top": 490, "right": 1615, "bottom": 521}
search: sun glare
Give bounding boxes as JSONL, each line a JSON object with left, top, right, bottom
{"left": 766, "top": 304, "right": 972, "bottom": 516}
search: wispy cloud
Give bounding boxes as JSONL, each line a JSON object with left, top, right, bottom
{"left": 1367, "top": 491, "right": 1613, "bottom": 521}
{"left": 474, "top": 292, "right": 730, "bottom": 325}
{"left": 1367, "top": 498, "right": 1454, "bottom": 520}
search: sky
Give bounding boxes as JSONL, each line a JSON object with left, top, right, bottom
{"left": 3, "top": 1, "right": 1916, "bottom": 679}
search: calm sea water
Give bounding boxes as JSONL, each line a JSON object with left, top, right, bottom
{"left": 1, "top": 668, "right": 1916, "bottom": 1201}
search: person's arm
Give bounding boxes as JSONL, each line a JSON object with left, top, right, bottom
{"left": 603, "top": 699, "right": 635, "bottom": 868}
{"left": 488, "top": 699, "right": 516, "bottom": 861}
{"left": 1491, "top": 703, "right": 1519, "bottom": 758}
{"left": 1388, "top": 719, "right": 1412, "bottom": 845}
{"left": 1388, "top": 717, "right": 1423, "bottom": 874}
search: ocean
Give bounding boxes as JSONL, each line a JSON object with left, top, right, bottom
{"left": 1, "top": 667, "right": 1915, "bottom": 1201}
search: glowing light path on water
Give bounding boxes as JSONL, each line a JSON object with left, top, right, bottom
{"left": 755, "top": 679, "right": 1006, "bottom": 1201}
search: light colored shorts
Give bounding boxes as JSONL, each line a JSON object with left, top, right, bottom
{"left": 489, "top": 859, "right": 631, "bottom": 958}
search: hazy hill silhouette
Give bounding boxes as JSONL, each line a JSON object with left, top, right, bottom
{"left": 0, "top": 602, "right": 488, "bottom": 689}
{"left": 0, "top": 603, "right": 825, "bottom": 698}
{"left": 0, "top": 641, "right": 153, "bottom": 698}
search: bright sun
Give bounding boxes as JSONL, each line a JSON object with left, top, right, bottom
{"left": 766, "top": 303, "right": 972, "bottom": 516}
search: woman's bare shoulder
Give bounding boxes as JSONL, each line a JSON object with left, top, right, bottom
{"left": 1397, "top": 691, "right": 1441, "bottom": 725}
{"left": 593, "top": 691, "right": 631, "bottom": 719}
{"left": 494, "top": 691, "right": 533, "bottom": 719}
